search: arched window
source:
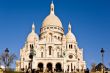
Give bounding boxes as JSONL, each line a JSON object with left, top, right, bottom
{"left": 49, "top": 46, "right": 52, "bottom": 55}
{"left": 49, "top": 33, "right": 52, "bottom": 35}
{"left": 54, "top": 36, "right": 57, "bottom": 38}
{"left": 74, "top": 66, "right": 75, "bottom": 70}
{"left": 41, "top": 52, "right": 43, "bottom": 58}
{"left": 30, "top": 44, "right": 31, "bottom": 48}
{"left": 67, "top": 65, "right": 69, "bottom": 71}
{"left": 38, "top": 63, "right": 43, "bottom": 72}
{"left": 50, "top": 27, "right": 53, "bottom": 29}
{"left": 61, "top": 37, "right": 62, "bottom": 41}
{"left": 23, "top": 58, "right": 25, "bottom": 61}
{"left": 69, "top": 44, "right": 73, "bottom": 49}
{"left": 71, "top": 45, "right": 73, "bottom": 49}
{"left": 58, "top": 36, "right": 60, "bottom": 40}
{"left": 47, "top": 27, "right": 49, "bottom": 29}
{"left": 54, "top": 27, "right": 57, "bottom": 29}
{"left": 71, "top": 63, "right": 73, "bottom": 71}
{"left": 55, "top": 63, "right": 62, "bottom": 72}
{"left": 49, "top": 33, "right": 52, "bottom": 42}
{"left": 57, "top": 52, "right": 59, "bottom": 58}
{"left": 30, "top": 44, "right": 34, "bottom": 49}
{"left": 69, "top": 44, "right": 71, "bottom": 49}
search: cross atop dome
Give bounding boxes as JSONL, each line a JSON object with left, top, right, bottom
{"left": 50, "top": 1, "right": 54, "bottom": 14}
{"left": 32, "top": 22, "right": 35, "bottom": 32}
{"left": 68, "top": 22, "right": 72, "bottom": 32}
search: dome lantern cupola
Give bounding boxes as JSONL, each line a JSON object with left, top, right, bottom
{"left": 32, "top": 22, "right": 35, "bottom": 32}
{"left": 50, "top": 1, "right": 54, "bottom": 14}
{"left": 41, "top": 1, "right": 63, "bottom": 28}
{"left": 68, "top": 22, "right": 71, "bottom": 32}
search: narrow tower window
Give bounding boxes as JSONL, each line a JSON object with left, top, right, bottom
{"left": 71, "top": 63, "right": 73, "bottom": 71}
{"left": 67, "top": 65, "right": 69, "bottom": 71}
{"left": 69, "top": 44, "right": 71, "bottom": 49}
{"left": 41, "top": 52, "right": 43, "bottom": 58}
{"left": 74, "top": 66, "right": 75, "bottom": 70}
{"left": 69, "top": 44, "right": 73, "bottom": 49}
{"left": 52, "top": 8, "right": 53, "bottom": 11}
{"left": 49, "top": 46, "right": 52, "bottom": 55}
{"left": 71, "top": 45, "right": 73, "bottom": 49}
{"left": 57, "top": 52, "right": 59, "bottom": 58}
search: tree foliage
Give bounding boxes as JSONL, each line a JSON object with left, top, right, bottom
{"left": 0, "top": 49, "right": 17, "bottom": 70}
{"left": 91, "top": 63, "right": 96, "bottom": 72}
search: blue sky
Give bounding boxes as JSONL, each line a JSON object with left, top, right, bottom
{"left": 0, "top": 0, "right": 110, "bottom": 69}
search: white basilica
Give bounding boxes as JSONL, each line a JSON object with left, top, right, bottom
{"left": 16, "top": 2, "right": 86, "bottom": 72}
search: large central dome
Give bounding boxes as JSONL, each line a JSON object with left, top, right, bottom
{"left": 42, "top": 14, "right": 62, "bottom": 27}
{"left": 42, "top": 2, "right": 63, "bottom": 28}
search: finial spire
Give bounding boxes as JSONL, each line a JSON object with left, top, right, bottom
{"left": 32, "top": 22, "right": 35, "bottom": 32}
{"left": 68, "top": 21, "right": 71, "bottom": 32}
{"left": 52, "top": 0, "right": 53, "bottom": 4}
{"left": 50, "top": 0, "right": 54, "bottom": 14}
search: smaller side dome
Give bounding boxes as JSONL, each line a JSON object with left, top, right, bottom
{"left": 66, "top": 22, "right": 76, "bottom": 42}
{"left": 27, "top": 23, "right": 39, "bottom": 42}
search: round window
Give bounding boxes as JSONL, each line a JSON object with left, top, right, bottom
{"left": 69, "top": 55, "right": 73, "bottom": 59}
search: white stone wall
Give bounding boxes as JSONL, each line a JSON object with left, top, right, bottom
{"left": 18, "top": 26, "right": 86, "bottom": 72}
{"left": 16, "top": 2, "right": 86, "bottom": 72}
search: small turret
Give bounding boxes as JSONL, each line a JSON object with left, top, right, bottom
{"left": 27, "top": 22, "right": 39, "bottom": 42}
{"left": 66, "top": 21, "right": 76, "bottom": 42}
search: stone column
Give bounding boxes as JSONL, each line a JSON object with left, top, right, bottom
{"left": 64, "top": 58, "right": 67, "bottom": 72}
{"left": 69, "top": 64, "right": 71, "bottom": 72}
{"left": 44, "top": 63, "right": 47, "bottom": 72}
{"left": 53, "top": 63, "right": 55, "bottom": 72}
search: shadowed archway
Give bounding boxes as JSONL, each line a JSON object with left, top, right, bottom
{"left": 47, "top": 63, "right": 52, "bottom": 72}
{"left": 38, "top": 63, "right": 43, "bottom": 72}
{"left": 55, "top": 63, "right": 62, "bottom": 72}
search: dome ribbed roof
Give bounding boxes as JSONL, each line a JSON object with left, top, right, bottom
{"left": 42, "top": 1, "right": 63, "bottom": 28}
{"left": 27, "top": 23, "right": 38, "bottom": 42}
{"left": 42, "top": 14, "right": 62, "bottom": 27}
{"left": 66, "top": 31, "right": 76, "bottom": 42}
{"left": 27, "top": 32, "right": 38, "bottom": 42}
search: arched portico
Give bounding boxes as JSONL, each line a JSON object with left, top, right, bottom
{"left": 47, "top": 63, "right": 53, "bottom": 72}
{"left": 38, "top": 63, "right": 43, "bottom": 72}
{"left": 55, "top": 62, "right": 62, "bottom": 72}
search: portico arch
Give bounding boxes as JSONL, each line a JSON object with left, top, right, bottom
{"left": 47, "top": 62, "right": 53, "bottom": 72}
{"left": 38, "top": 62, "right": 43, "bottom": 72}
{"left": 55, "top": 62, "right": 62, "bottom": 72}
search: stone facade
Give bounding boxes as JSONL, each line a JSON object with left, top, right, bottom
{"left": 16, "top": 2, "right": 86, "bottom": 72}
